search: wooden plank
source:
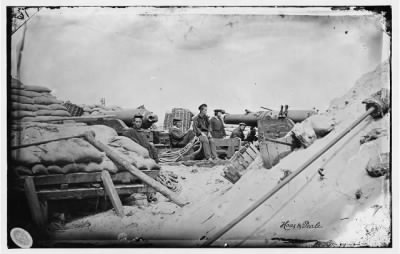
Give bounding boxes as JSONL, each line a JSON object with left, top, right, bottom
{"left": 32, "top": 172, "right": 102, "bottom": 186}
{"left": 18, "top": 170, "right": 160, "bottom": 186}
{"left": 37, "top": 184, "right": 153, "bottom": 200}
{"left": 101, "top": 171, "right": 124, "bottom": 217}
{"left": 24, "top": 177, "right": 47, "bottom": 229}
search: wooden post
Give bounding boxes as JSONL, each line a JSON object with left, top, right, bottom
{"left": 84, "top": 131, "right": 188, "bottom": 207}
{"left": 24, "top": 176, "right": 47, "bottom": 230}
{"left": 101, "top": 170, "right": 124, "bottom": 217}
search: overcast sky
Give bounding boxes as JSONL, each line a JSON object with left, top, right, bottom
{"left": 11, "top": 7, "right": 390, "bottom": 123}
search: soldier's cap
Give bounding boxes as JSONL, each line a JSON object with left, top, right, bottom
{"left": 132, "top": 114, "right": 143, "bottom": 119}
{"left": 239, "top": 122, "right": 246, "bottom": 126}
{"left": 173, "top": 118, "right": 182, "bottom": 122}
{"left": 198, "top": 103, "right": 207, "bottom": 110}
{"left": 214, "top": 109, "right": 226, "bottom": 114}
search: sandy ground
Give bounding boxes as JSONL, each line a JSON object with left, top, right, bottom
{"left": 54, "top": 60, "right": 391, "bottom": 247}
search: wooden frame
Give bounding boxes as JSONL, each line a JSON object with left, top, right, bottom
{"left": 214, "top": 137, "right": 241, "bottom": 158}
{"left": 20, "top": 170, "right": 159, "bottom": 230}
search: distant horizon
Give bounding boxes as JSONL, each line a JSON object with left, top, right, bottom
{"left": 11, "top": 7, "right": 390, "bottom": 123}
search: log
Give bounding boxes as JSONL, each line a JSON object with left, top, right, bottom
{"left": 83, "top": 131, "right": 188, "bottom": 207}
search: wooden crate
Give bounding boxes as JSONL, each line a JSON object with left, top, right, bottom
{"left": 223, "top": 143, "right": 259, "bottom": 183}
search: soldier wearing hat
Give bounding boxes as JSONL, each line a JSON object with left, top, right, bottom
{"left": 230, "top": 122, "right": 246, "bottom": 141}
{"left": 210, "top": 109, "right": 226, "bottom": 139}
{"left": 192, "top": 103, "right": 218, "bottom": 160}
{"left": 121, "top": 114, "right": 159, "bottom": 162}
{"left": 169, "top": 118, "right": 195, "bottom": 148}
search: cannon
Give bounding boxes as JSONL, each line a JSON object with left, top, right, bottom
{"left": 103, "top": 107, "right": 158, "bottom": 129}
{"left": 224, "top": 109, "right": 315, "bottom": 126}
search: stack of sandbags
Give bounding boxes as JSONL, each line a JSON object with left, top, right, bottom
{"left": 224, "top": 124, "right": 236, "bottom": 137}
{"left": 10, "top": 78, "right": 71, "bottom": 122}
{"left": 80, "top": 104, "right": 122, "bottom": 116}
{"left": 11, "top": 122, "right": 160, "bottom": 176}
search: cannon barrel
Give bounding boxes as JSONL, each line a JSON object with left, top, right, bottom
{"left": 224, "top": 110, "right": 315, "bottom": 125}
{"left": 104, "top": 108, "right": 158, "bottom": 129}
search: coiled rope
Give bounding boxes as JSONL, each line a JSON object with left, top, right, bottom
{"left": 159, "top": 137, "right": 202, "bottom": 163}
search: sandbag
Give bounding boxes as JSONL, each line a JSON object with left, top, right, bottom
{"left": 48, "top": 104, "right": 68, "bottom": 111}
{"left": 47, "top": 165, "right": 64, "bottom": 174}
{"left": 51, "top": 110, "right": 71, "bottom": 117}
{"left": 21, "top": 117, "right": 36, "bottom": 122}
{"left": 36, "top": 104, "right": 51, "bottom": 110}
{"left": 11, "top": 89, "right": 44, "bottom": 98}
{"left": 33, "top": 96, "right": 63, "bottom": 105}
{"left": 14, "top": 165, "right": 32, "bottom": 176}
{"left": 62, "top": 163, "right": 87, "bottom": 174}
{"left": 305, "top": 115, "right": 335, "bottom": 137}
{"left": 11, "top": 95, "right": 34, "bottom": 104}
{"left": 118, "top": 149, "right": 158, "bottom": 170}
{"left": 36, "top": 109, "right": 53, "bottom": 116}
{"left": 23, "top": 85, "right": 52, "bottom": 93}
{"left": 290, "top": 121, "right": 316, "bottom": 148}
{"left": 32, "top": 164, "right": 48, "bottom": 175}
{"left": 40, "top": 138, "right": 104, "bottom": 166}
{"left": 11, "top": 110, "right": 36, "bottom": 119}
{"left": 12, "top": 102, "right": 38, "bottom": 111}
{"left": 11, "top": 78, "right": 24, "bottom": 89}
{"left": 11, "top": 146, "right": 42, "bottom": 166}
{"left": 99, "top": 158, "right": 119, "bottom": 173}
{"left": 83, "top": 162, "right": 103, "bottom": 173}
{"left": 108, "top": 136, "right": 150, "bottom": 158}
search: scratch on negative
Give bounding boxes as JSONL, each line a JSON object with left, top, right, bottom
{"left": 201, "top": 213, "right": 215, "bottom": 224}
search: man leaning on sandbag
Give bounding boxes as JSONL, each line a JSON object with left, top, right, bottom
{"left": 192, "top": 104, "right": 218, "bottom": 161}
{"left": 121, "top": 114, "right": 159, "bottom": 163}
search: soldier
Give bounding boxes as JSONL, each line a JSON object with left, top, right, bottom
{"left": 121, "top": 114, "right": 159, "bottom": 162}
{"left": 192, "top": 104, "right": 218, "bottom": 160}
{"left": 169, "top": 118, "right": 195, "bottom": 148}
{"left": 210, "top": 109, "right": 226, "bottom": 139}
{"left": 230, "top": 123, "right": 246, "bottom": 141}
{"left": 246, "top": 126, "right": 258, "bottom": 143}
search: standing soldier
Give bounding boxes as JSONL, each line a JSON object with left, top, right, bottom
{"left": 210, "top": 109, "right": 226, "bottom": 139}
{"left": 192, "top": 104, "right": 218, "bottom": 161}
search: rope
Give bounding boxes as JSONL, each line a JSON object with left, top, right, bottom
{"left": 155, "top": 171, "right": 182, "bottom": 193}
{"left": 158, "top": 137, "right": 202, "bottom": 163}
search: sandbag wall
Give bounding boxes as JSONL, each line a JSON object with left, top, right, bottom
{"left": 10, "top": 78, "right": 71, "bottom": 122}
{"left": 81, "top": 104, "right": 123, "bottom": 116}
{"left": 10, "top": 122, "right": 160, "bottom": 176}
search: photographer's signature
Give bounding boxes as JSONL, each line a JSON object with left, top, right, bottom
{"left": 280, "top": 220, "right": 322, "bottom": 230}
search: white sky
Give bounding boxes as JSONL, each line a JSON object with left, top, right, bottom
{"left": 11, "top": 7, "right": 390, "bottom": 123}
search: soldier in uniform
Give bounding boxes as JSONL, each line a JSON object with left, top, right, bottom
{"left": 210, "top": 109, "right": 226, "bottom": 139}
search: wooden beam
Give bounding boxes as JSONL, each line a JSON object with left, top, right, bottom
{"left": 18, "top": 170, "right": 160, "bottom": 186}
{"left": 84, "top": 131, "right": 188, "bottom": 207}
{"left": 24, "top": 176, "right": 47, "bottom": 229}
{"left": 37, "top": 184, "right": 153, "bottom": 200}
{"left": 101, "top": 170, "right": 124, "bottom": 217}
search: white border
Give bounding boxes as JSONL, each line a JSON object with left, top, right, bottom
{"left": 1, "top": 1, "right": 399, "bottom": 254}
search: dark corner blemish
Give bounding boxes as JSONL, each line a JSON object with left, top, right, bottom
{"left": 354, "top": 6, "right": 392, "bottom": 36}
